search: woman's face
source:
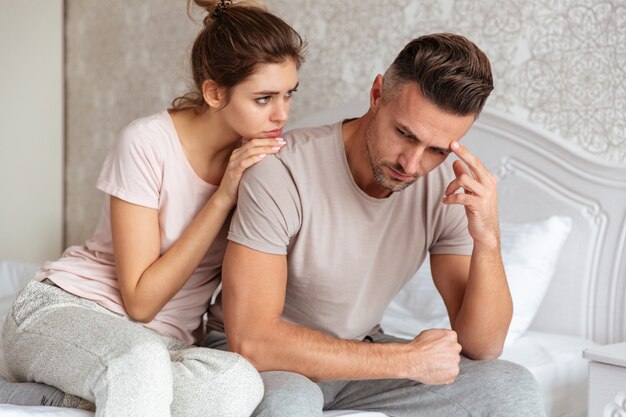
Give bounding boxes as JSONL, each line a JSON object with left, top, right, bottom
{"left": 221, "top": 59, "right": 299, "bottom": 140}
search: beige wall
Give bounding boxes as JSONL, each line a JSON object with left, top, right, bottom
{"left": 0, "top": 1, "right": 63, "bottom": 263}
{"left": 65, "top": 0, "right": 626, "bottom": 246}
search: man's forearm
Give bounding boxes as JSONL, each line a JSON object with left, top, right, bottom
{"left": 453, "top": 243, "right": 512, "bottom": 359}
{"left": 229, "top": 319, "right": 411, "bottom": 381}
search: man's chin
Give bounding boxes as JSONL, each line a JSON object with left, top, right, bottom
{"left": 382, "top": 177, "right": 416, "bottom": 192}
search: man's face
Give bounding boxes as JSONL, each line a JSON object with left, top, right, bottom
{"left": 365, "top": 80, "right": 476, "bottom": 194}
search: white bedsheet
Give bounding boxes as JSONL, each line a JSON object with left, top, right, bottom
{"left": 500, "top": 331, "right": 596, "bottom": 417}
{"left": 0, "top": 406, "right": 386, "bottom": 416}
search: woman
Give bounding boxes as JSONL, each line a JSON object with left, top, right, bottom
{"left": 0, "top": 1, "right": 305, "bottom": 416}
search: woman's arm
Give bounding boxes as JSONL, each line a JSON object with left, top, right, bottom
{"left": 112, "top": 138, "right": 284, "bottom": 322}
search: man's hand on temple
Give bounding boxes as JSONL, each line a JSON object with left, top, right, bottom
{"left": 443, "top": 141, "right": 500, "bottom": 249}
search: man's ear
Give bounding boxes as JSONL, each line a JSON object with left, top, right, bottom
{"left": 370, "top": 74, "right": 384, "bottom": 111}
{"left": 202, "top": 79, "right": 224, "bottom": 108}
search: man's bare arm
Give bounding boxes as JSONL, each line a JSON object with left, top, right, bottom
{"left": 222, "top": 241, "right": 462, "bottom": 383}
{"left": 438, "top": 141, "right": 513, "bottom": 360}
{"left": 431, "top": 253, "right": 511, "bottom": 360}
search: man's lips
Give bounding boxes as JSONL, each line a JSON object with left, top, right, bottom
{"left": 388, "top": 166, "right": 415, "bottom": 181}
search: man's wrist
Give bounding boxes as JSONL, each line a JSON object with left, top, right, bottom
{"left": 472, "top": 234, "right": 501, "bottom": 252}
{"left": 380, "top": 342, "right": 415, "bottom": 380}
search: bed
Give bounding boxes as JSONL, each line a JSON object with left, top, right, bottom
{"left": 2, "top": 102, "right": 625, "bottom": 416}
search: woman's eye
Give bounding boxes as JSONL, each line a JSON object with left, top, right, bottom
{"left": 255, "top": 96, "right": 270, "bottom": 104}
{"left": 286, "top": 89, "right": 297, "bottom": 98}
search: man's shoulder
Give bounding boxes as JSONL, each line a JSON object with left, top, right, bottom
{"left": 243, "top": 122, "right": 341, "bottom": 178}
{"left": 281, "top": 122, "right": 341, "bottom": 154}
{"left": 242, "top": 122, "right": 341, "bottom": 188}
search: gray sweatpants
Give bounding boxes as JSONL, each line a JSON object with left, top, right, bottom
{"left": 3, "top": 280, "right": 263, "bottom": 417}
{"left": 202, "top": 330, "right": 546, "bottom": 417}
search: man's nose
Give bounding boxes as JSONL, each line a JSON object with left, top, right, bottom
{"left": 399, "top": 146, "right": 424, "bottom": 175}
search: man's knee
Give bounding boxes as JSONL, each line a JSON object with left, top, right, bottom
{"left": 254, "top": 371, "right": 323, "bottom": 417}
{"left": 463, "top": 359, "right": 545, "bottom": 416}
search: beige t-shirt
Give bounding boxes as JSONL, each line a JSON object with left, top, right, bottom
{"left": 37, "top": 111, "right": 226, "bottom": 344}
{"left": 211, "top": 121, "right": 472, "bottom": 340}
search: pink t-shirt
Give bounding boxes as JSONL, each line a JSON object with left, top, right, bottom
{"left": 37, "top": 111, "right": 226, "bottom": 344}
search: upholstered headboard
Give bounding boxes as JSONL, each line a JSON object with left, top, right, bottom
{"left": 288, "top": 100, "right": 626, "bottom": 345}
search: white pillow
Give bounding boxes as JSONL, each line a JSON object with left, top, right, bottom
{"left": 381, "top": 216, "right": 572, "bottom": 347}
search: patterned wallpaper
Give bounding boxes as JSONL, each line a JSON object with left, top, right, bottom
{"left": 65, "top": 0, "right": 626, "bottom": 245}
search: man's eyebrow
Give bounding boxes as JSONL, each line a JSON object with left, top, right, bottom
{"left": 253, "top": 82, "right": 299, "bottom": 96}
{"left": 398, "top": 123, "right": 419, "bottom": 141}
{"left": 398, "top": 122, "right": 452, "bottom": 155}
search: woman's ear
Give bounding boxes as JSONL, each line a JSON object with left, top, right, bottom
{"left": 202, "top": 80, "right": 224, "bottom": 108}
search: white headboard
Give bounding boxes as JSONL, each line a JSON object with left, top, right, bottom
{"left": 288, "top": 100, "right": 626, "bottom": 344}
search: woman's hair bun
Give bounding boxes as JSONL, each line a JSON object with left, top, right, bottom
{"left": 190, "top": 0, "right": 267, "bottom": 25}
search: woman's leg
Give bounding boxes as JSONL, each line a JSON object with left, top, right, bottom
{"left": 3, "top": 280, "right": 173, "bottom": 417}
{"left": 0, "top": 375, "right": 63, "bottom": 406}
{"left": 0, "top": 376, "right": 93, "bottom": 409}
{"left": 169, "top": 344, "right": 264, "bottom": 417}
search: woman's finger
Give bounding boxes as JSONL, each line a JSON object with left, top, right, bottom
{"left": 233, "top": 145, "right": 282, "bottom": 163}
{"left": 242, "top": 137, "right": 286, "bottom": 150}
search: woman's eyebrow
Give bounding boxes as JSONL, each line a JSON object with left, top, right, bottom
{"left": 252, "top": 82, "right": 299, "bottom": 96}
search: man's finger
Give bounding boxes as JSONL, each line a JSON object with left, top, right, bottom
{"left": 442, "top": 192, "right": 476, "bottom": 206}
{"left": 452, "top": 159, "right": 469, "bottom": 178}
{"left": 450, "top": 141, "right": 486, "bottom": 181}
{"left": 445, "top": 174, "right": 485, "bottom": 197}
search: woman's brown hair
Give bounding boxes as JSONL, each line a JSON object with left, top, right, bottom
{"left": 172, "top": 0, "right": 306, "bottom": 112}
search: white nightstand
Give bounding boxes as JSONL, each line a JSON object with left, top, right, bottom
{"left": 583, "top": 343, "right": 626, "bottom": 417}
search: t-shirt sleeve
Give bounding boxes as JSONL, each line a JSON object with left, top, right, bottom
{"left": 430, "top": 204, "right": 473, "bottom": 255}
{"left": 429, "top": 172, "right": 474, "bottom": 256}
{"left": 228, "top": 156, "right": 301, "bottom": 255}
{"left": 96, "top": 122, "right": 162, "bottom": 209}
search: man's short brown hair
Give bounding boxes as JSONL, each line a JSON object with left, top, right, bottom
{"left": 383, "top": 33, "right": 493, "bottom": 116}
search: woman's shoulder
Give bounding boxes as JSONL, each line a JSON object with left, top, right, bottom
{"left": 120, "top": 111, "right": 173, "bottom": 143}
{"left": 113, "top": 110, "right": 175, "bottom": 156}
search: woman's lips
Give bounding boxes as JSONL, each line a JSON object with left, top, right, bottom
{"left": 263, "top": 128, "right": 283, "bottom": 138}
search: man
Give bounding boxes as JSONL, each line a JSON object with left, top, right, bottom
{"left": 205, "top": 33, "right": 545, "bottom": 416}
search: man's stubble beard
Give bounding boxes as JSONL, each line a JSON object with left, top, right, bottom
{"left": 365, "top": 123, "right": 418, "bottom": 193}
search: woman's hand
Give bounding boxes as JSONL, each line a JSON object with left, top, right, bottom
{"left": 215, "top": 137, "right": 286, "bottom": 208}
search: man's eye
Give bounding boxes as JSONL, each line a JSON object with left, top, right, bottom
{"left": 396, "top": 128, "right": 410, "bottom": 137}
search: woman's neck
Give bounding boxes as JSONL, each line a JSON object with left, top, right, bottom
{"left": 170, "top": 108, "right": 241, "bottom": 185}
